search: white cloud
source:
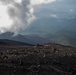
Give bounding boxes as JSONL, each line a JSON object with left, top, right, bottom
{"left": 50, "top": 14, "right": 58, "bottom": 18}
{"left": 0, "top": 0, "right": 57, "bottom": 34}
{"left": 13, "top": 0, "right": 22, "bottom": 4}
{"left": 69, "top": 9, "right": 74, "bottom": 12}
{"left": 0, "top": 2, "right": 13, "bottom": 32}
{"left": 31, "top": 0, "right": 56, "bottom": 5}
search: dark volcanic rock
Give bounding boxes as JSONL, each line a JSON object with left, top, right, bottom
{"left": 0, "top": 43, "right": 76, "bottom": 75}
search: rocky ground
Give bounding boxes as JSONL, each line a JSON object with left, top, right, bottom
{"left": 0, "top": 43, "right": 76, "bottom": 75}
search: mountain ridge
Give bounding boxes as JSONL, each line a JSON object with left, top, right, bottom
{"left": 0, "top": 39, "right": 33, "bottom": 46}
{"left": 0, "top": 32, "right": 51, "bottom": 45}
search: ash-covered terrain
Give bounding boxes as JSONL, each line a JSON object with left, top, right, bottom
{"left": 0, "top": 42, "right": 76, "bottom": 75}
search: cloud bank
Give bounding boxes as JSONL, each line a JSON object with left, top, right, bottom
{"left": 0, "top": 0, "right": 56, "bottom": 34}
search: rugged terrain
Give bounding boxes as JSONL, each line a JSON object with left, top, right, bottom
{"left": 0, "top": 43, "right": 76, "bottom": 75}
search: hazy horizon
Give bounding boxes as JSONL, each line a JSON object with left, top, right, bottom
{"left": 0, "top": 0, "right": 76, "bottom": 46}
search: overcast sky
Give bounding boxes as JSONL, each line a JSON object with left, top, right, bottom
{"left": 0, "top": 0, "right": 76, "bottom": 35}
{"left": 23, "top": 0, "right": 76, "bottom": 35}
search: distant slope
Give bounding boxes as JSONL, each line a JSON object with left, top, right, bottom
{"left": 43, "top": 30, "right": 76, "bottom": 47}
{"left": 0, "top": 39, "right": 33, "bottom": 46}
{"left": 0, "top": 32, "right": 51, "bottom": 45}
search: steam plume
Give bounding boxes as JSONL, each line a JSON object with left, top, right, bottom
{"left": 0, "top": 0, "right": 56, "bottom": 34}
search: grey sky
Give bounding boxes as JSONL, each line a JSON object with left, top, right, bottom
{"left": 0, "top": 0, "right": 76, "bottom": 35}
{"left": 22, "top": 0, "right": 76, "bottom": 35}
